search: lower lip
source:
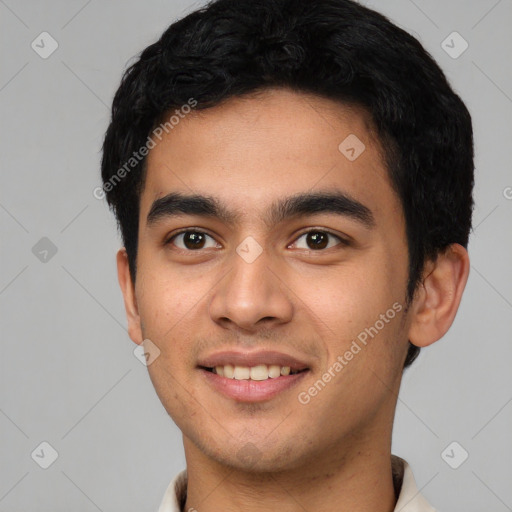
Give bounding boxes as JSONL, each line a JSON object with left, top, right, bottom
{"left": 199, "top": 368, "right": 309, "bottom": 402}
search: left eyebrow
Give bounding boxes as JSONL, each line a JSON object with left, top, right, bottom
{"left": 146, "top": 190, "right": 375, "bottom": 229}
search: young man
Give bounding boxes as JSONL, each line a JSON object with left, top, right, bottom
{"left": 101, "top": 0, "right": 474, "bottom": 510}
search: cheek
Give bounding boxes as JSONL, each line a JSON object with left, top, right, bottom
{"left": 136, "top": 263, "right": 197, "bottom": 332}
{"left": 138, "top": 272, "right": 204, "bottom": 421}
{"left": 291, "top": 254, "right": 407, "bottom": 374}
{"left": 301, "top": 262, "right": 399, "bottom": 328}
{"left": 135, "top": 272, "right": 190, "bottom": 373}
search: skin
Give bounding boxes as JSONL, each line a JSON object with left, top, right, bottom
{"left": 117, "top": 87, "right": 470, "bottom": 512}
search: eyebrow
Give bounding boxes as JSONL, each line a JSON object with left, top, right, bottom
{"left": 146, "top": 190, "right": 375, "bottom": 229}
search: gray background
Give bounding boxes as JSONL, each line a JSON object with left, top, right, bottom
{"left": 1, "top": 0, "right": 511, "bottom": 511}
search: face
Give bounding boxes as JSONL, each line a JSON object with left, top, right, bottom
{"left": 123, "top": 88, "right": 413, "bottom": 473}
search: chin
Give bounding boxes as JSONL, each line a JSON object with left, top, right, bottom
{"left": 193, "top": 433, "right": 306, "bottom": 474}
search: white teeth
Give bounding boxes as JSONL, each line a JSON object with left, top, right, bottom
{"left": 223, "top": 364, "right": 234, "bottom": 379}
{"left": 268, "top": 365, "right": 281, "bottom": 378}
{"left": 250, "top": 364, "right": 269, "bottom": 381}
{"left": 212, "top": 364, "right": 299, "bottom": 380}
{"left": 234, "top": 366, "right": 250, "bottom": 380}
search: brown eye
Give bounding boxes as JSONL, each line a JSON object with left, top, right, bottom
{"left": 292, "top": 230, "right": 347, "bottom": 251}
{"left": 305, "top": 232, "right": 329, "bottom": 249}
{"left": 167, "top": 230, "right": 218, "bottom": 250}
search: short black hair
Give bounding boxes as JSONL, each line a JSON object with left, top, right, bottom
{"left": 101, "top": 0, "right": 474, "bottom": 368}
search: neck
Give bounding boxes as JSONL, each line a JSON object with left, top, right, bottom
{"left": 183, "top": 435, "right": 397, "bottom": 512}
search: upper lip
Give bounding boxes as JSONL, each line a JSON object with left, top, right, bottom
{"left": 198, "top": 350, "right": 310, "bottom": 371}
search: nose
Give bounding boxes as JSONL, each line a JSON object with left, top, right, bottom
{"left": 208, "top": 242, "right": 294, "bottom": 333}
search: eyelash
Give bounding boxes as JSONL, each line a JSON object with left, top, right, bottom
{"left": 164, "top": 228, "right": 350, "bottom": 252}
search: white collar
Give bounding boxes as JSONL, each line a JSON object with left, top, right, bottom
{"left": 157, "top": 455, "right": 436, "bottom": 512}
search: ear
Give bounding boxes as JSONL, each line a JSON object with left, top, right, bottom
{"left": 117, "top": 248, "right": 143, "bottom": 345}
{"left": 408, "top": 243, "right": 470, "bottom": 348}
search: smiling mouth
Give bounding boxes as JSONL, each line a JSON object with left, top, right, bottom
{"left": 200, "top": 364, "right": 308, "bottom": 381}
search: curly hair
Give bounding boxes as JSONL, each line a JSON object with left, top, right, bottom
{"left": 101, "top": 0, "right": 474, "bottom": 368}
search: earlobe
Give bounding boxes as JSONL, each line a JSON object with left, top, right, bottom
{"left": 408, "top": 243, "right": 470, "bottom": 348}
{"left": 116, "top": 248, "right": 143, "bottom": 345}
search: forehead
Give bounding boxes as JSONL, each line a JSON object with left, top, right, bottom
{"left": 141, "top": 88, "right": 398, "bottom": 224}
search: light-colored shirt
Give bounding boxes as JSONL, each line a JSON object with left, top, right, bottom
{"left": 157, "top": 455, "right": 436, "bottom": 512}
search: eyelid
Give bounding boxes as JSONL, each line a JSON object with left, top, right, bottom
{"left": 288, "top": 228, "right": 350, "bottom": 249}
{"left": 164, "top": 227, "right": 218, "bottom": 247}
